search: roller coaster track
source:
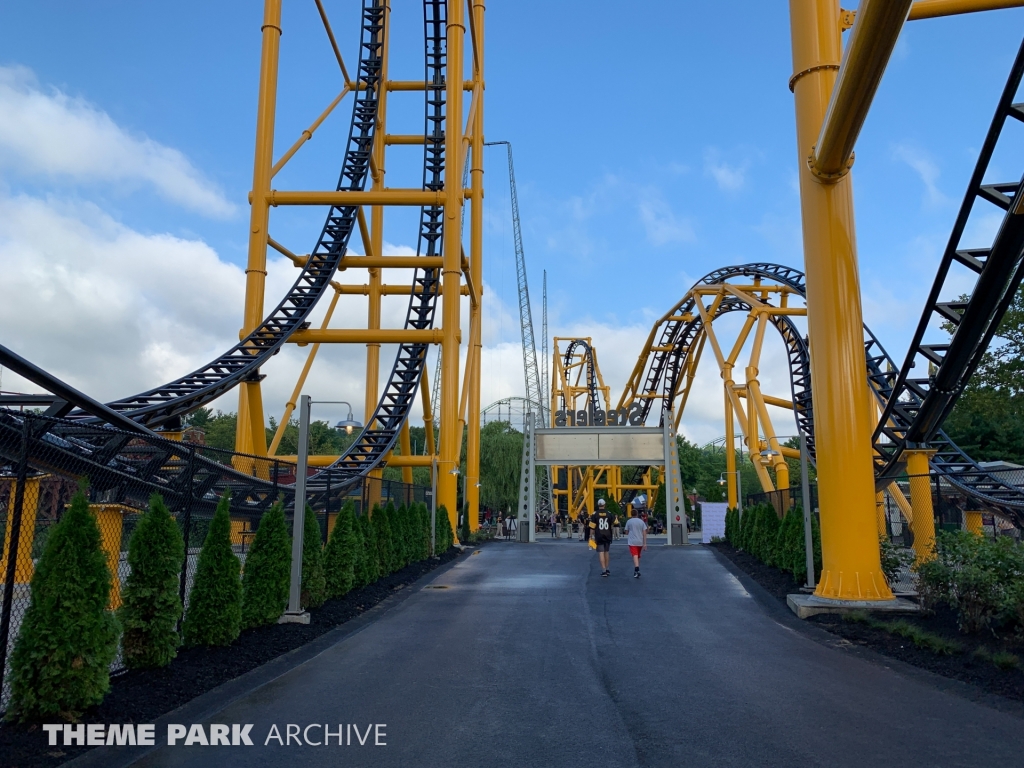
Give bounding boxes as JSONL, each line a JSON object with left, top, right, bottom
{"left": 0, "top": 0, "right": 449, "bottom": 498}
{"left": 557, "top": 339, "right": 601, "bottom": 417}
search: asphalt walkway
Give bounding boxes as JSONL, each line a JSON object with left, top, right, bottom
{"left": 130, "top": 540, "right": 1024, "bottom": 767}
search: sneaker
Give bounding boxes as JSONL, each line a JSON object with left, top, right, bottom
{"left": 601, "top": 570, "right": 609, "bottom": 577}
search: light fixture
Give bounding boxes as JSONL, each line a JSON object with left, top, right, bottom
{"left": 330, "top": 401, "right": 361, "bottom": 434}
{"left": 759, "top": 448, "right": 781, "bottom": 463}
{"left": 718, "top": 473, "right": 726, "bottom": 486}
{"left": 449, "top": 468, "right": 460, "bottom": 475}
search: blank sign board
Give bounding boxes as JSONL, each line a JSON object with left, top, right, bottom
{"left": 534, "top": 428, "right": 664, "bottom": 465}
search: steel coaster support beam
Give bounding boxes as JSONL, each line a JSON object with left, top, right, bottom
{"left": 811, "top": 0, "right": 913, "bottom": 179}
{"left": 438, "top": 0, "right": 466, "bottom": 529}
{"left": 790, "top": 0, "right": 892, "bottom": 600}
{"left": 235, "top": 0, "right": 283, "bottom": 460}
{"left": 909, "top": 0, "right": 1024, "bottom": 19}
{"left": 905, "top": 449, "right": 938, "bottom": 562}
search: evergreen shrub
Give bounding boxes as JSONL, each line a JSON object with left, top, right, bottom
{"left": 324, "top": 502, "right": 357, "bottom": 598}
{"left": 241, "top": 501, "right": 291, "bottom": 629}
{"left": 372, "top": 504, "right": 395, "bottom": 575}
{"left": 359, "top": 513, "right": 381, "bottom": 584}
{"left": 301, "top": 505, "right": 326, "bottom": 610}
{"left": 182, "top": 493, "right": 242, "bottom": 647}
{"left": 6, "top": 488, "right": 120, "bottom": 722}
{"left": 460, "top": 503, "right": 471, "bottom": 544}
{"left": 436, "top": 504, "right": 454, "bottom": 553}
{"left": 119, "top": 494, "right": 184, "bottom": 669}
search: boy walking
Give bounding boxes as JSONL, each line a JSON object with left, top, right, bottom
{"left": 625, "top": 507, "right": 648, "bottom": 578}
{"left": 590, "top": 499, "right": 615, "bottom": 576}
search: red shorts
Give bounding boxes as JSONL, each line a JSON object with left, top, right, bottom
{"left": 629, "top": 545, "right": 643, "bottom": 558}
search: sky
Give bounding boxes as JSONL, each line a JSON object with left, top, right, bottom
{"left": 0, "top": 1, "right": 1022, "bottom": 445}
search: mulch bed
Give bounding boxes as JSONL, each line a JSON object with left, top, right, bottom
{"left": 1, "top": 547, "right": 465, "bottom": 768}
{"left": 709, "top": 542, "right": 1024, "bottom": 704}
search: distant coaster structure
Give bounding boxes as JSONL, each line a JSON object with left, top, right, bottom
{"left": 0, "top": 0, "right": 487, "bottom": 535}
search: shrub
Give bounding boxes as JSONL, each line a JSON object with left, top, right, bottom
{"left": 915, "top": 530, "right": 1024, "bottom": 634}
{"left": 241, "top": 502, "right": 291, "bottom": 629}
{"left": 301, "top": 505, "right": 326, "bottom": 610}
{"left": 119, "top": 493, "right": 185, "bottom": 669}
{"left": 391, "top": 503, "right": 409, "bottom": 569}
{"left": 372, "top": 504, "right": 395, "bottom": 575}
{"left": 787, "top": 506, "right": 821, "bottom": 583}
{"left": 436, "top": 504, "right": 454, "bottom": 554}
{"left": 756, "top": 505, "right": 780, "bottom": 566}
{"left": 324, "top": 502, "right": 357, "bottom": 599}
{"left": 418, "top": 503, "right": 432, "bottom": 559}
{"left": 359, "top": 513, "right": 381, "bottom": 584}
{"left": 6, "top": 488, "right": 120, "bottom": 722}
{"left": 738, "top": 505, "right": 755, "bottom": 551}
{"left": 182, "top": 494, "right": 242, "bottom": 647}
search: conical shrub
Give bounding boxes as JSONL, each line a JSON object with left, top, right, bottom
{"left": 182, "top": 494, "right": 242, "bottom": 647}
{"left": 241, "top": 501, "right": 291, "bottom": 629}
{"left": 6, "top": 488, "right": 119, "bottom": 722}
{"left": 757, "top": 505, "right": 781, "bottom": 566}
{"left": 359, "top": 513, "right": 381, "bottom": 584}
{"left": 372, "top": 504, "right": 395, "bottom": 575}
{"left": 324, "top": 502, "right": 357, "bottom": 598}
{"left": 350, "top": 512, "right": 369, "bottom": 587}
{"left": 436, "top": 504, "right": 454, "bottom": 554}
{"left": 397, "top": 504, "right": 413, "bottom": 566}
{"left": 386, "top": 503, "right": 405, "bottom": 570}
{"left": 459, "top": 504, "right": 471, "bottom": 545}
{"left": 416, "top": 503, "right": 431, "bottom": 560}
{"left": 301, "top": 505, "right": 326, "bottom": 610}
{"left": 119, "top": 493, "right": 185, "bottom": 669}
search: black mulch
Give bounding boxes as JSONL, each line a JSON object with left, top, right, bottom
{"left": 1, "top": 547, "right": 465, "bottom": 768}
{"left": 709, "top": 542, "right": 1024, "bottom": 704}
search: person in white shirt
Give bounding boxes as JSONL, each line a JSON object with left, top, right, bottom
{"left": 624, "top": 506, "right": 648, "bottom": 578}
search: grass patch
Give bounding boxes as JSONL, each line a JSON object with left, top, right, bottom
{"left": 843, "top": 612, "right": 963, "bottom": 655}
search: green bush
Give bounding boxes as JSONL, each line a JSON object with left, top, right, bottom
{"left": 372, "top": 504, "right": 395, "bottom": 575}
{"left": 324, "top": 502, "right": 357, "bottom": 598}
{"left": 6, "top": 488, "right": 120, "bottom": 722}
{"left": 301, "top": 505, "right": 326, "bottom": 610}
{"left": 724, "top": 507, "right": 735, "bottom": 544}
{"left": 358, "top": 513, "right": 381, "bottom": 584}
{"left": 738, "top": 505, "right": 756, "bottom": 551}
{"left": 119, "top": 494, "right": 185, "bottom": 669}
{"left": 241, "top": 501, "right": 291, "bottom": 629}
{"left": 417, "top": 503, "right": 431, "bottom": 560}
{"left": 755, "top": 505, "right": 780, "bottom": 566}
{"left": 391, "top": 503, "right": 409, "bottom": 569}
{"left": 182, "top": 494, "right": 242, "bottom": 647}
{"left": 436, "top": 504, "right": 454, "bottom": 554}
{"left": 915, "top": 530, "right": 1024, "bottom": 633}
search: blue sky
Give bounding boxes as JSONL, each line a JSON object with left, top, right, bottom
{"left": 0, "top": 2, "right": 1022, "bottom": 442}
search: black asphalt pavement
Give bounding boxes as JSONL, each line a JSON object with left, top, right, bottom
{"left": 130, "top": 540, "right": 1024, "bottom": 767}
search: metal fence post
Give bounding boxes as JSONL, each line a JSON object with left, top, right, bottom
{"left": 282, "top": 395, "right": 310, "bottom": 623}
{"left": 799, "top": 434, "right": 816, "bottom": 590}
{"left": 0, "top": 419, "right": 31, "bottom": 692}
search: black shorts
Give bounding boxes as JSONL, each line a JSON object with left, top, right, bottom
{"left": 595, "top": 540, "right": 611, "bottom": 552}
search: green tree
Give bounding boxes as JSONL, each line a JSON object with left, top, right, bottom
{"left": 358, "top": 513, "right": 381, "bottom": 584}
{"left": 182, "top": 494, "right": 242, "bottom": 647}
{"left": 119, "top": 494, "right": 185, "bottom": 669}
{"left": 372, "top": 504, "right": 395, "bottom": 575}
{"left": 459, "top": 503, "right": 471, "bottom": 544}
{"left": 301, "top": 505, "right": 326, "bottom": 610}
{"left": 241, "top": 502, "right": 291, "bottom": 629}
{"left": 324, "top": 502, "right": 357, "bottom": 598}
{"left": 436, "top": 505, "right": 454, "bottom": 553}
{"left": 476, "top": 421, "right": 524, "bottom": 513}
{"left": 6, "top": 488, "right": 120, "bottom": 722}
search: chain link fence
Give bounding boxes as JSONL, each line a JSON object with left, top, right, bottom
{"left": 0, "top": 410, "right": 427, "bottom": 711}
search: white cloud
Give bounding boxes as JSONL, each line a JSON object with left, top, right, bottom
{"left": 0, "top": 66, "right": 235, "bottom": 218}
{"left": 637, "top": 195, "right": 696, "bottom": 247}
{"left": 892, "top": 143, "right": 949, "bottom": 208}
{"left": 703, "top": 147, "right": 749, "bottom": 192}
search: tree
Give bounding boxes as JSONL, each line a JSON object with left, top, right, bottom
{"left": 436, "top": 505, "right": 454, "bottom": 553}
{"left": 241, "top": 502, "right": 291, "bottom": 629}
{"left": 6, "top": 488, "right": 120, "bottom": 722}
{"left": 182, "top": 494, "right": 242, "bottom": 647}
{"left": 476, "top": 421, "right": 524, "bottom": 513}
{"left": 459, "top": 503, "right": 471, "bottom": 544}
{"left": 324, "top": 502, "right": 357, "bottom": 599}
{"left": 119, "top": 494, "right": 185, "bottom": 669}
{"left": 372, "top": 504, "right": 395, "bottom": 575}
{"left": 301, "top": 505, "right": 326, "bottom": 610}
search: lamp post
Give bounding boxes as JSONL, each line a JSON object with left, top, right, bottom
{"left": 281, "top": 395, "right": 362, "bottom": 625}
{"left": 718, "top": 470, "right": 742, "bottom": 513}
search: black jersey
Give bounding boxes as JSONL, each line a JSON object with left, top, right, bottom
{"left": 590, "top": 511, "right": 615, "bottom": 543}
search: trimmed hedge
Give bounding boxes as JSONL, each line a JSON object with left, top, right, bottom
{"left": 6, "top": 488, "right": 119, "bottom": 722}
{"left": 324, "top": 502, "right": 357, "bottom": 599}
{"left": 358, "top": 513, "right": 381, "bottom": 585}
{"left": 182, "top": 493, "right": 242, "bottom": 647}
{"left": 119, "top": 493, "right": 185, "bottom": 669}
{"left": 301, "top": 505, "right": 326, "bottom": 610}
{"left": 436, "top": 504, "right": 454, "bottom": 553}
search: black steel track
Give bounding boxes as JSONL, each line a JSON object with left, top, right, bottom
{"left": 873, "top": 36, "right": 1024, "bottom": 479}
{"left": 0, "top": 0, "right": 449, "bottom": 499}
{"left": 558, "top": 338, "right": 600, "bottom": 418}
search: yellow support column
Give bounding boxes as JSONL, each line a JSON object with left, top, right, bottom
{"left": 789, "top": 0, "right": 892, "bottom": 600}
{"left": 1, "top": 477, "right": 41, "bottom": 585}
{"left": 965, "top": 511, "right": 984, "bottom": 534}
{"left": 234, "top": 0, "right": 281, "bottom": 459}
{"left": 724, "top": 376, "right": 738, "bottom": 509}
{"left": 906, "top": 449, "right": 937, "bottom": 562}
{"left": 437, "top": 0, "right": 465, "bottom": 534}
{"left": 91, "top": 504, "right": 135, "bottom": 609}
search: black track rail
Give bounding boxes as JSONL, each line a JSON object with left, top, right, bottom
{"left": 325, "top": 0, "right": 446, "bottom": 480}
{"left": 874, "top": 37, "right": 1024, "bottom": 478}
{"left": 558, "top": 338, "right": 600, "bottom": 418}
{"left": 65, "top": 0, "right": 387, "bottom": 430}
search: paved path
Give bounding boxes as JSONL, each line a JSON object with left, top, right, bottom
{"left": 134, "top": 540, "right": 1024, "bottom": 767}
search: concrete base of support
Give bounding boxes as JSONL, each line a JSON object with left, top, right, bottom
{"left": 278, "top": 611, "right": 311, "bottom": 625}
{"left": 787, "top": 593, "right": 921, "bottom": 620}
